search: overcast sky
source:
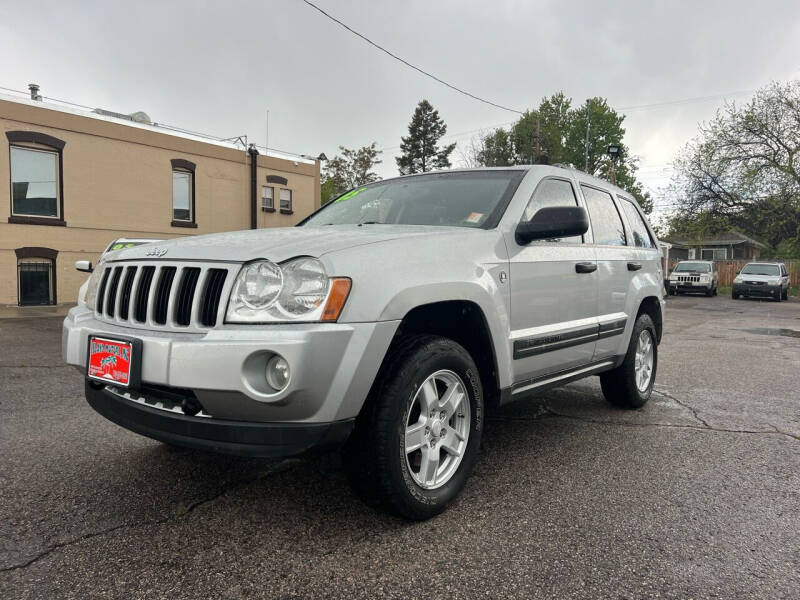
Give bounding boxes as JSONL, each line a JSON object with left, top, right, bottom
{"left": 2, "top": 0, "right": 799, "bottom": 217}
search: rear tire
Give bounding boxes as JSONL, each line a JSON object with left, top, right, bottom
{"left": 732, "top": 292, "right": 739, "bottom": 299}
{"left": 600, "top": 313, "right": 657, "bottom": 409}
{"left": 342, "top": 335, "right": 483, "bottom": 520}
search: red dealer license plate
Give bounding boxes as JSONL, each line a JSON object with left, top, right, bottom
{"left": 87, "top": 337, "right": 134, "bottom": 386}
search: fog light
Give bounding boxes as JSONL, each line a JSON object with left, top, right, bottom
{"left": 265, "top": 355, "right": 290, "bottom": 391}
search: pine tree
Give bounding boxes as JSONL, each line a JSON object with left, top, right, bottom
{"left": 396, "top": 100, "right": 456, "bottom": 175}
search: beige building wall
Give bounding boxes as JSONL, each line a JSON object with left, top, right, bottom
{"left": 0, "top": 97, "right": 320, "bottom": 306}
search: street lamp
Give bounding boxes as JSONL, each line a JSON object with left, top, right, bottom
{"left": 606, "top": 144, "right": 622, "bottom": 184}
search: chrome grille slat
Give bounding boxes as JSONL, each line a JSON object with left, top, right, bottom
{"left": 93, "top": 261, "right": 237, "bottom": 332}
{"left": 105, "top": 267, "right": 124, "bottom": 317}
{"left": 153, "top": 267, "right": 177, "bottom": 325}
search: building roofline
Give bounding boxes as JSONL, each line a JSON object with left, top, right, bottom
{"left": 0, "top": 92, "right": 315, "bottom": 165}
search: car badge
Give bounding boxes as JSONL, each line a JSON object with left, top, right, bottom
{"left": 145, "top": 247, "right": 168, "bottom": 257}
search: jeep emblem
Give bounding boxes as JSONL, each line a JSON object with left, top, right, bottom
{"left": 145, "top": 247, "right": 168, "bottom": 257}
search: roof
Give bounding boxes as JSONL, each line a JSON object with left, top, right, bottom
{"left": 0, "top": 92, "right": 315, "bottom": 164}
{"left": 665, "top": 230, "right": 766, "bottom": 248}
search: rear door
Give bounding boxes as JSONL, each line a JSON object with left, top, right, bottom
{"left": 578, "top": 184, "right": 633, "bottom": 360}
{"left": 505, "top": 176, "right": 598, "bottom": 383}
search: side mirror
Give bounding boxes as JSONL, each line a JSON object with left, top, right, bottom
{"left": 515, "top": 206, "right": 589, "bottom": 245}
{"left": 75, "top": 260, "right": 93, "bottom": 273}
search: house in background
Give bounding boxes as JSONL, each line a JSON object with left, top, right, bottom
{"left": 664, "top": 230, "right": 766, "bottom": 261}
{"left": 1, "top": 87, "right": 322, "bottom": 308}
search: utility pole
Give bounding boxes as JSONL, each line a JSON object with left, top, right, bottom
{"left": 533, "top": 117, "right": 541, "bottom": 164}
{"left": 584, "top": 99, "right": 590, "bottom": 172}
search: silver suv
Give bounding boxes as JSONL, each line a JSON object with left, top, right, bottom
{"left": 63, "top": 166, "right": 665, "bottom": 519}
{"left": 667, "top": 260, "right": 718, "bottom": 296}
{"left": 733, "top": 262, "right": 791, "bottom": 301}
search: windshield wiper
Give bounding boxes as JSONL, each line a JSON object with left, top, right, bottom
{"left": 357, "top": 221, "right": 379, "bottom": 226}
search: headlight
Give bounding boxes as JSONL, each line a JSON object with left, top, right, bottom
{"left": 83, "top": 264, "right": 106, "bottom": 310}
{"left": 226, "top": 257, "right": 351, "bottom": 323}
{"left": 734, "top": 276, "right": 742, "bottom": 283}
{"left": 767, "top": 279, "right": 780, "bottom": 286}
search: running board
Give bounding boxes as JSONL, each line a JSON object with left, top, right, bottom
{"left": 507, "top": 359, "right": 616, "bottom": 400}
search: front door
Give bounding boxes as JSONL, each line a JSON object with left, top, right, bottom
{"left": 505, "top": 176, "right": 599, "bottom": 384}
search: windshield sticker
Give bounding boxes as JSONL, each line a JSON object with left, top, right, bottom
{"left": 466, "top": 212, "right": 484, "bottom": 224}
{"left": 335, "top": 187, "right": 367, "bottom": 203}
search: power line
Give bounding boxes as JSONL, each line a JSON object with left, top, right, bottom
{"left": 298, "top": 0, "right": 524, "bottom": 115}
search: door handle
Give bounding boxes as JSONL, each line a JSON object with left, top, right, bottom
{"left": 627, "top": 262, "right": 642, "bottom": 271}
{"left": 575, "top": 262, "right": 597, "bottom": 273}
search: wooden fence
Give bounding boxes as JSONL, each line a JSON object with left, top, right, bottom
{"left": 666, "top": 259, "right": 800, "bottom": 287}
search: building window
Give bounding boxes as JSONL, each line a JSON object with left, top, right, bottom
{"left": 280, "top": 188, "right": 293, "bottom": 213}
{"left": 170, "top": 159, "right": 196, "bottom": 228}
{"left": 6, "top": 131, "right": 66, "bottom": 226}
{"left": 262, "top": 186, "right": 275, "bottom": 211}
{"left": 15, "top": 247, "right": 58, "bottom": 306}
{"left": 701, "top": 248, "right": 726, "bottom": 260}
{"left": 11, "top": 146, "right": 59, "bottom": 218}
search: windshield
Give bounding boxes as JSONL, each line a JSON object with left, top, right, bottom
{"left": 741, "top": 264, "right": 780, "bottom": 276}
{"left": 302, "top": 170, "right": 524, "bottom": 229}
{"left": 674, "top": 262, "right": 711, "bottom": 273}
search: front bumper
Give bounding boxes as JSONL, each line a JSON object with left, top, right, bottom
{"left": 63, "top": 306, "right": 400, "bottom": 424}
{"left": 668, "top": 281, "right": 712, "bottom": 293}
{"left": 86, "top": 381, "right": 354, "bottom": 457}
{"left": 732, "top": 283, "right": 780, "bottom": 298}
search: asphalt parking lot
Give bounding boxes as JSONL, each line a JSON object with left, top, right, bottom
{"left": 1, "top": 295, "right": 799, "bottom": 599}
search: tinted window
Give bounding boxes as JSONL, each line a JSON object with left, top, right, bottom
{"left": 581, "top": 185, "right": 626, "bottom": 246}
{"left": 522, "top": 178, "right": 582, "bottom": 243}
{"left": 302, "top": 170, "right": 524, "bottom": 229}
{"left": 619, "top": 197, "right": 654, "bottom": 248}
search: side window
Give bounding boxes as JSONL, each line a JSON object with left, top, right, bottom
{"left": 522, "top": 178, "right": 582, "bottom": 243}
{"left": 581, "top": 185, "right": 626, "bottom": 246}
{"left": 619, "top": 197, "right": 655, "bottom": 248}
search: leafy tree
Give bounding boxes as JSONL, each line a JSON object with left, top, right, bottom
{"left": 469, "top": 93, "right": 652, "bottom": 213}
{"left": 323, "top": 143, "right": 382, "bottom": 201}
{"left": 397, "top": 100, "right": 456, "bottom": 174}
{"left": 670, "top": 80, "right": 800, "bottom": 250}
{"left": 320, "top": 177, "right": 338, "bottom": 205}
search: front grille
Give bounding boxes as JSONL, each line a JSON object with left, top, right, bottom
{"left": 676, "top": 275, "right": 700, "bottom": 283}
{"left": 744, "top": 280, "right": 765, "bottom": 286}
{"left": 93, "top": 261, "right": 236, "bottom": 331}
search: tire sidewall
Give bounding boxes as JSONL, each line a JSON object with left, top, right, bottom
{"left": 390, "top": 343, "right": 483, "bottom": 514}
{"left": 626, "top": 314, "right": 658, "bottom": 407}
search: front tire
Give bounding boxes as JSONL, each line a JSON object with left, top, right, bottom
{"left": 600, "top": 313, "right": 657, "bottom": 409}
{"left": 342, "top": 335, "right": 483, "bottom": 520}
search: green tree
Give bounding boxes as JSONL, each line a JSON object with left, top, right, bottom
{"left": 670, "top": 80, "right": 800, "bottom": 250}
{"left": 397, "top": 100, "right": 456, "bottom": 174}
{"left": 322, "top": 143, "right": 382, "bottom": 201}
{"left": 470, "top": 93, "right": 652, "bottom": 213}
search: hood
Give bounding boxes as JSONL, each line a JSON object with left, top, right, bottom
{"left": 737, "top": 273, "right": 780, "bottom": 282}
{"left": 109, "top": 224, "right": 475, "bottom": 263}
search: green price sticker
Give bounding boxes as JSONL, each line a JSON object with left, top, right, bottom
{"left": 335, "top": 187, "right": 367, "bottom": 203}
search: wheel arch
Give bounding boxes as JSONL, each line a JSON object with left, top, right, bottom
{"left": 387, "top": 300, "right": 503, "bottom": 408}
{"left": 636, "top": 295, "right": 663, "bottom": 343}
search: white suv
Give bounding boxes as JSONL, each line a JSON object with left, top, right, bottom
{"left": 63, "top": 166, "right": 664, "bottom": 519}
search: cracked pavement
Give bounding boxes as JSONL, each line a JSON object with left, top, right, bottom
{"left": 1, "top": 295, "right": 799, "bottom": 599}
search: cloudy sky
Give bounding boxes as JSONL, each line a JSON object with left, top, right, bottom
{"left": 2, "top": 0, "right": 799, "bottom": 217}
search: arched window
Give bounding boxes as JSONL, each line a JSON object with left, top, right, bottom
{"left": 6, "top": 131, "right": 66, "bottom": 226}
{"left": 15, "top": 247, "right": 58, "bottom": 305}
